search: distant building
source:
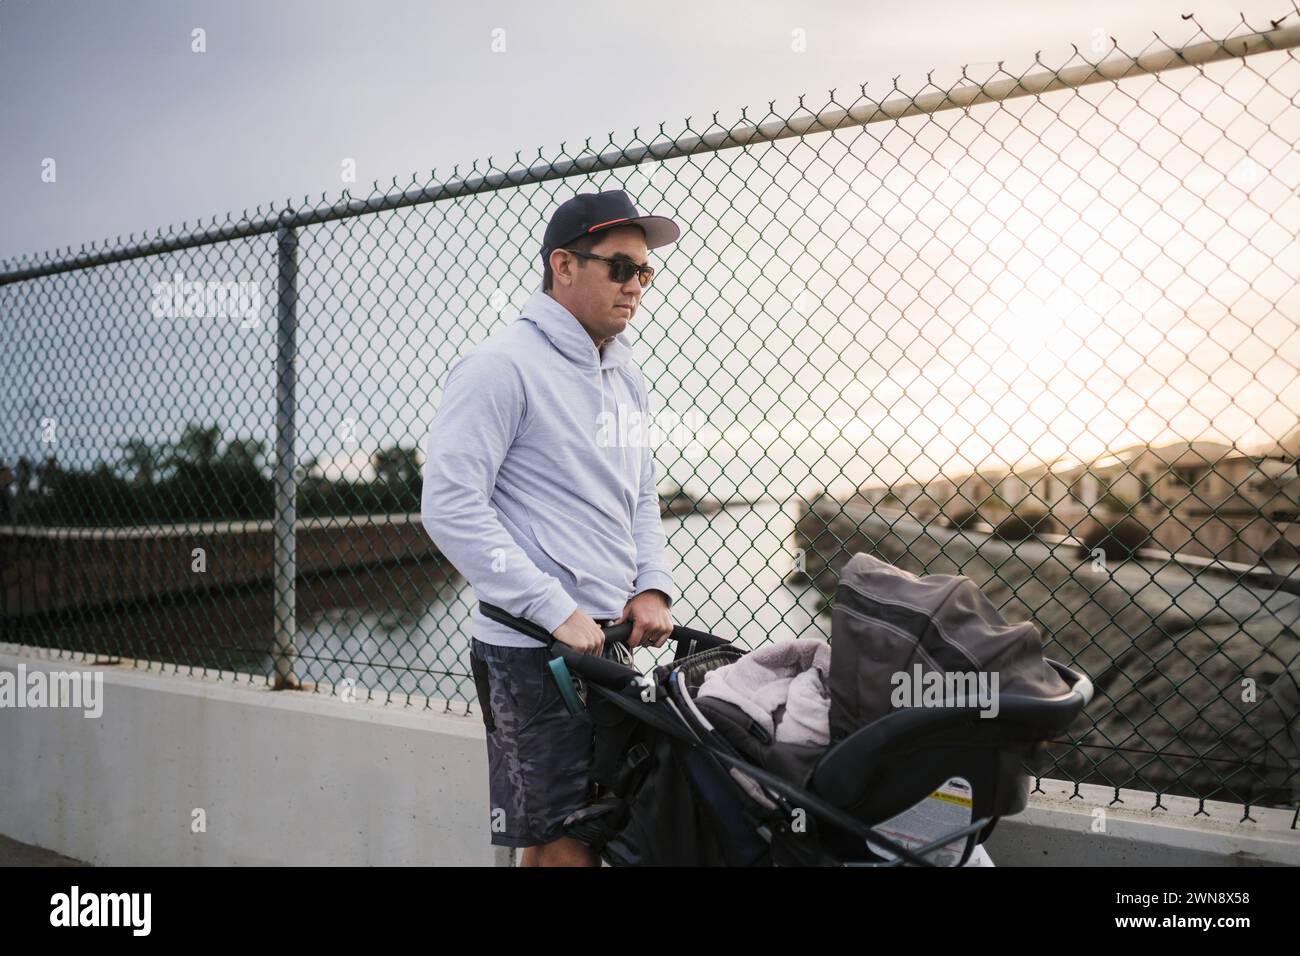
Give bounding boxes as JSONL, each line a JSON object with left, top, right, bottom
{"left": 855, "top": 432, "right": 1300, "bottom": 565}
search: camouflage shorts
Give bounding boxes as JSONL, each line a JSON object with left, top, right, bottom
{"left": 469, "top": 637, "right": 596, "bottom": 848}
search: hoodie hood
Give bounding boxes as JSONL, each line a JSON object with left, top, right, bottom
{"left": 517, "top": 285, "right": 638, "bottom": 435}
{"left": 517, "top": 285, "right": 635, "bottom": 372}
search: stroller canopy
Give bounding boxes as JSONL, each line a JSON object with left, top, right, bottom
{"left": 829, "top": 553, "right": 1073, "bottom": 741}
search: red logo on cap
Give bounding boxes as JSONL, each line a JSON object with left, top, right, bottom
{"left": 587, "top": 217, "right": 632, "bottom": 232}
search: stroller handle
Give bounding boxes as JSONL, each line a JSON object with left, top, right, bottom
{"left": 477, "top": 601, "right": 731, "bottom": 689}
{"left": 479, "top": 600, "right": 634, "bottom": 645}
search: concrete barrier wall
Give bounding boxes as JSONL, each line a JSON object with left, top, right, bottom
{"left": 1, "top": 647, "right": 1296, "bottom": 866}
{"left": 0, "top": 646, "right": 496, "bottom": 866}
{"left": 984, "top": 779, "right": 1299, "bottom": 866}
{"left": 1, "top": 514, "right": 435, "bottom": 620}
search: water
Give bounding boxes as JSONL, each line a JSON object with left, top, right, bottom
{"left": 277, "top": 500, "right": 828, "bottom": 705}
{"left": 13, "top": 502, "right": 826, "bottom": 706}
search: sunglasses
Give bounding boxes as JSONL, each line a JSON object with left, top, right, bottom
{"left": 562, "top": 249, "right": 656, "bottom": 288}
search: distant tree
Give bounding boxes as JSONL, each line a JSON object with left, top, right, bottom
{"left": 153, "top": 424, "right": 273, "bottom": 522}
{"left": 14, "top": 457, "right": 32, "bottom": 495}
{"left": 35, "top": 454, "right": 61, "bottom": 497}
{"left": 11, "top": 457, "right": 33, "bottom": 522}
{"left": 165, "top": 423, "right": 223, "bottom": 470}
{"left": 1079, "top": 515, "right": 1149, "bottom": 561}
{"left": 220, "top": 437, "right": 266, "bottom": 471}
{"left": 297, "top": 454, "right": 322, "bottom": 486}
{"left": 994, "top": 510, "right": 1061, "bottom": 541}
{"left": 368, "top": 444, "right": 421, "bottom": 513}
{"left": 979, "top": 492, "right": 1009, "bottom": 513}
{"left": 1096, "top": 492, "right": 1135, "bottom": 516}
{"left": 0, "top": 460, "right": 11, "bottom": 522}
{"left": 946, "top": 507, "right": 981, "bottom": 530}
{"left": 373, "top": 445, "right": 419, "bottom": 486}
{"left": 119, "top": 438, "right": 161, "bottom": 486}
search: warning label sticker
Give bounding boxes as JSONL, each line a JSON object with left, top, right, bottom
{"left": 866, "top": 777, "right": 974, "bottom": 866}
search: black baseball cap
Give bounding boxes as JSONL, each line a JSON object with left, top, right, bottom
{"left": 540, "top": 189, "right": 681, "bottom": 265}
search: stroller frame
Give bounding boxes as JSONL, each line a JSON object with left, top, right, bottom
{"left": 478, "top": 601, "right": 1092, "bottom": 867}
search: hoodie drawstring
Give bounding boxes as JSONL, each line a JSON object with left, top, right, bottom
{"left": 598, "top": 365, "right": 626, "bottom": 470}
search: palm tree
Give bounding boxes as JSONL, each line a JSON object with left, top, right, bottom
{"left": 372, "top": 445, "right": 419, "bottom": 485}
{"left": 119, "top": 438, "right": 160, "bottom": 486}
{"left": 35, "top": 454, "right": 61, "bottom": 496}
{"left": 220, "top": 437, "right": 266, "bottom": 471}
{"left": 13, "top": 457, "right": 32, "bottom": 496}
{"left": 296, "top": 453, "right": 321, "bottom": 483}
{"left": 165, "top": 423, "right": 223, "bottom": 469}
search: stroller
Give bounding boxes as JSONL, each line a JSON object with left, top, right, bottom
{"left": 479, "top": 555, "right": 1092, "bottom": 866}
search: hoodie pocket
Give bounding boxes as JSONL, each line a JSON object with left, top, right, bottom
{"left": 524, "top": 505, "right": 633, "bottom": 597}
{"left": 525, "top": 510, "right": 592, "bottom": 591}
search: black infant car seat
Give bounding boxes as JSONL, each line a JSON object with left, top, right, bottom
{"left": 679, "top": 550, "right": 1093, "bottom": 864}
{"left": 689, "top": 656, "right": 1085, "bottom": 861}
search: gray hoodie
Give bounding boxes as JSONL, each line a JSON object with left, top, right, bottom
{"left": 420, "top": 285, "right": 677, "bottom": 647}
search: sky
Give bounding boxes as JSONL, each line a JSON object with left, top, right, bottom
{"left": 2, "top": 0, "right": 1291, "bottom": 261}
{"left": 2, "top": 0, "right": 1298, "bottom": 498}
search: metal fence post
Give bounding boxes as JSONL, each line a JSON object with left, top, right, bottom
{"left": 273, "top": 223, "right": 300, "bottom": 689}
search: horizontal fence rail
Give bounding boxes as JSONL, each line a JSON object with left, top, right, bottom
{"left": 6, "top": 19, "right": 1299, "bottom": 284}
{"left": 2, "top": 7, "right": 1298, "bottom": 823}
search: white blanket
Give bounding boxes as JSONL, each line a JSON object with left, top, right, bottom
{"left": 696, "top": 638, "right": 832, "bottom": 747}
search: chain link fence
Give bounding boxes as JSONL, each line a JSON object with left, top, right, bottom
{"left": 2, "top": 8, "right": 1298, "bottom": 819}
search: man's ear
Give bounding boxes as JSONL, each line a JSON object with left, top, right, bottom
{"left": 549, "top": 248, "right": 574, "bottom": 287}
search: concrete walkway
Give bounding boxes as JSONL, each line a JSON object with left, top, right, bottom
{"left": 0, "top": 834, "right": 90, "bottom": 866}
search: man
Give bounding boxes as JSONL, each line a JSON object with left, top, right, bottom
{"left": 421, "top": 189, "right": 682, "bottom": 867}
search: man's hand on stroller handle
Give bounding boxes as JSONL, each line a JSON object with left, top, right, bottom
{"left": 550, "top": 592, "right": 671, "bottom": 654}
{"left": 613, "top": 590, "right": 672, "bottom": 649}
{"left": 551, "top": 608, "right": 607, "bottom": 655}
